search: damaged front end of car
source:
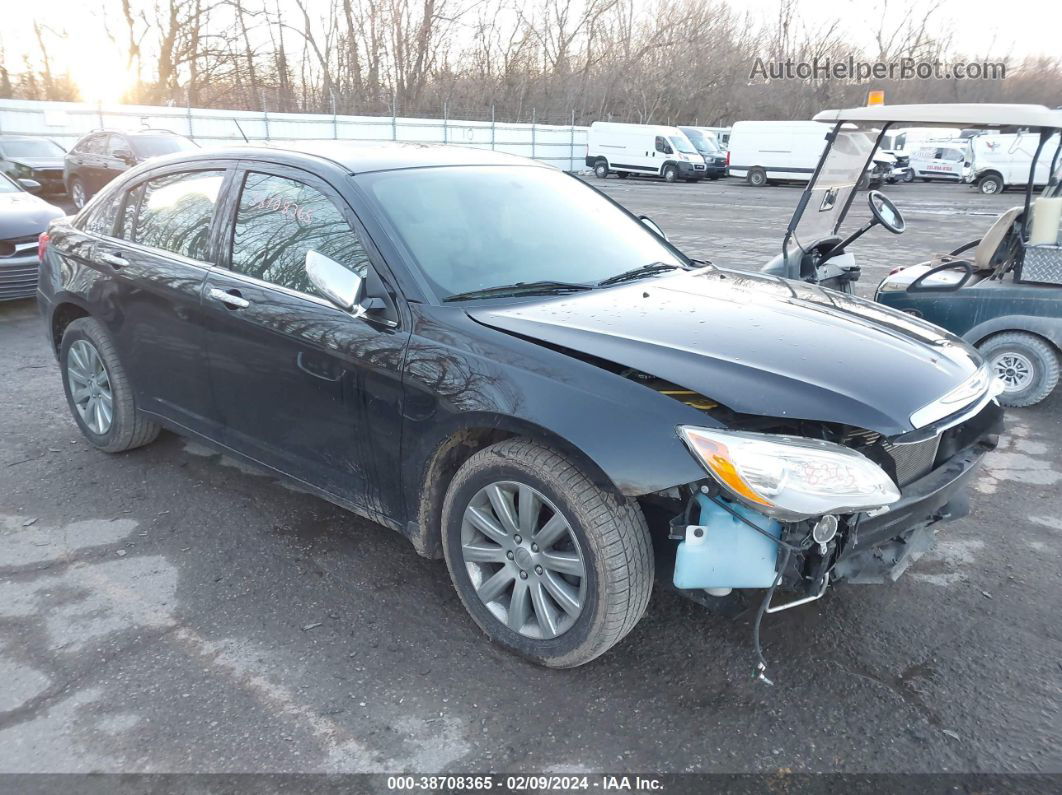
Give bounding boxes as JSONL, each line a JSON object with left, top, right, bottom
{"left": 633, "top": 366, "right": 1004, "bottom": 680}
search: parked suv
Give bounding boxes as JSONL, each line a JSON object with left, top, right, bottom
{"left": 39, "top": 143, "right": 1002, "bottom": 669}
{"left": 64, "top": 129, "right": 197, "bottom": 209}
{"left": 0, "top": 135, "right": 66, "bottom": 195}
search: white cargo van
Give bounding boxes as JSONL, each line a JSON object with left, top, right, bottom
{"left": 908, "top": 142, "right": 968, "bottom": 182}
{"left": 586, "top": 122, "right": 707, "bottom": 182}
{"left": 726, "top": 121, "right": 834, "bottom": 186}
{"left": 966, "top": 131, "right": 1061, "bottom": 194}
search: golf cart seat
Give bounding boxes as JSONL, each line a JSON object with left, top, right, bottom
{"left": 924, "top": 206, "right": 1025, "bottom": 279}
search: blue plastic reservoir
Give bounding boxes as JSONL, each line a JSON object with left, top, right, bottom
{"left": 672, "top": 493, "right": 783, "bottom": 590}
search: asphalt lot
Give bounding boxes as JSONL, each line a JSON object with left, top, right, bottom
{"left": 0, "top": 178, "right": 1059, "bottom": 777}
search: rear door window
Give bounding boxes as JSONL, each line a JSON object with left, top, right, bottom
{"left": 228, "top": 171, "right": 369, "bottom": 296}
{"left": 130, "top": 170, "right": 224, "bottom": 261}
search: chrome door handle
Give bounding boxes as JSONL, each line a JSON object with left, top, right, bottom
{"left": 208, "top": 287, "right": 250, "bottom": 308}
{"left": 99, "top": 252, "right": 129, "bottom": 269}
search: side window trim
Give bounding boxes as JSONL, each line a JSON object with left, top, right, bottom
{"left": 219, "top": 162, "right": 400, "bottom": 311}
{"left": 107, "top": 162, "right": 236, "bottom": 266}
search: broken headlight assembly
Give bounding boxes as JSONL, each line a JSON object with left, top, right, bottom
{"left": 678, "top": 426, "right": 901, "bottom": 521}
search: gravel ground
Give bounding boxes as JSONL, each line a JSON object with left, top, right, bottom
{"left": 0, "top": 179, "right": 1059, "bottom": 778}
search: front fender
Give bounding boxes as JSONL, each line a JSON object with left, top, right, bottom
{"left": 964, "top": 314, "right": 1062, "bottom": 349}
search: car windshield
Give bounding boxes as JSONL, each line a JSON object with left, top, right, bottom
{"left": 669, "top": 136, "right": 698, "bottom": 155}
{"left": 129, "top": 135, "right": 198, "bottom": 157}
{"left": 361, "top": 165, "right": 685, "bottom": 300}
{"left": 680, "top": 128, "right": 720, "bottom": 155}
{"left": 1, "top": 139, "right": 64, "bottom": 158}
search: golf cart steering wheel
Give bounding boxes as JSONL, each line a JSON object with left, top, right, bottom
{"left": 868, "top": 191, "right": 906, "bottom": 234}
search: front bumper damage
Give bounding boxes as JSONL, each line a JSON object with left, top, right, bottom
{"left": 669, "top": 400, "right": 1003, "bottom": 600}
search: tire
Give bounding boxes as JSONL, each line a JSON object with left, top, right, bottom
{"left": 662, "top": 165, "right": 678, "bottom": 183}
{"left": 617, "top": 171, "right": 629, "bottom": 179}
{"left": 978, "top": 174, "right": 1004, "bottom": 195}
{"left": 902, "top": 170, "right": 914, "bottom": 183}
{"left": 594, "top": 161, "right": 609, "bottom": 179}
{"left": 69, "top": 177, "right": 88, "bottom": 210}
{"left": 60, "top": 317, "right": 160, "bottom": 452}
{"left": 441, "top": 439, "right": 654, "bottom": 668}
{"left": 921, "top": 178, "right": 931, "bottom": 183}
{"left": 978, "top": 332, "right": 1060, "bottom": 408}
{"left": 747, "top": 168, "right": 767, "bottom": 187}
{"left": 856, "top": 173, "right": 871, "bottom": 190}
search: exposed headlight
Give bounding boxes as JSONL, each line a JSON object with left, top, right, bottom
{"left": 678, "top": 426, "right": 901, "bottom": 521}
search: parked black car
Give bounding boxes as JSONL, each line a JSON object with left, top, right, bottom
{"left": 0, "top": 172, "right": 64, "bottom": 301}
{"left": 0, "top": 135, "right": 66, "bottom": 195}
{"left": 39, "top": 143, "right": 1002, "bottom": 669}
{"left": 64, "top": 129, "right": 198, "bottom": 209}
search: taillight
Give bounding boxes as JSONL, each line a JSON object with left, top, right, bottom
{"left": 38, "top": 232, "right": 50, "bottom": 262}
{"left": 725, "top": 150, "right": 731, "bottom": 166}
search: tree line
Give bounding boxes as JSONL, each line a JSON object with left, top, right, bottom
{"left": 2, "top": 0, "right": 1059, "bottom": 125}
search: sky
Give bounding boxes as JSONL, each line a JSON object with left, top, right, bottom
{"left": 1, "top": 0, "right": 1057, "bottom": 104}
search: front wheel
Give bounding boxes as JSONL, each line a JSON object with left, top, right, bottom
{"left": 441, "top": 439, "right": 653, "bottom": 668}
{"left": 662, "top": 165, "right": 678, "bottom": 183}
{"left": 978, "top": 174, "right": 1004, "bottom": 195}
{"left": 979, "top": 332, "right": 1059, "bottom": 407}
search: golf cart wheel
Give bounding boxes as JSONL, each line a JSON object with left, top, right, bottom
{"left": 978, "top": 174, "right": 1004, "bottom": 195}
{"left": 663, "top": 165, "right": 678, "bottom": 183}
{"left": 69, "top": 177, "right": 88, "bottom": 210}
{"left": 441, "top": 439, "right": 654, "bottom": 668}
{"left": 747, "top": 167, "right": 767, "bottom": 187}
{"left": 594, "top": 161, "right": 609, "bottom": 179}
{"left": 979, "top": 332, "right": 1059, "bottom": 408}
{"left": 60, "top": 317, "right": 160, "bottom": 452}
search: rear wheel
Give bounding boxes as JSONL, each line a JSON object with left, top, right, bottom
{"left": 978, "top": 174, "right": 1004, "bottom": 195}
{"left": 60, "top": 317, "right": 160, "bottom": 452}
{"left": 594, "top": 161, "right": 609, "bottom": 179}
{"left": 69, "top": 177, "right": 88, "bottom": 209}
{"left": 617, "top": 171, "right": 629, "bottom": 179}
{"left": 747, "top": 167, "right": 767, "bottom": 187}
{"left": 662, "top": 165, "right": 678, "bottom": 183}
{"left": 441, "top": 439, "right": 653, "bottom": 668}
{"left": 979, "top": 332, "right": 1059, "bottom": 407}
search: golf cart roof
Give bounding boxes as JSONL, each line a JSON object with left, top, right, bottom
{"left": 813, "top": 103, "right": 1062, "bottom": 130}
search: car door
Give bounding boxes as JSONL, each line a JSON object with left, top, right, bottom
{"left": 100, "top": 134, "right": 132, "bottom": 191}
{"left": 201, "top": 163, "right": 409, "bottom": 518}
{"left": 95, "top": 163, "right": 231, "bottom": 436}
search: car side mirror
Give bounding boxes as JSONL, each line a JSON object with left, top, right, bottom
{"left": 306, "top": 250, "right": 365, "bottom": 311}
{"left": 18, "top": 178, "right": 42, "bottom": 193}
{"left": 113, "top": 148, "right": 135, "bottom": 163}
{"left": 638, "top": 215, "right": 667, "bottom": 240}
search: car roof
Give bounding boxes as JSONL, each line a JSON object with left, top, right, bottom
{"left": 814, "top": 103, "right": 1062, "bottom": 129}
{"left": 135, "top": 141, "right": 545, "bottom": 175}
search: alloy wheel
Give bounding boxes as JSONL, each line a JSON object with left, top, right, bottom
{"left": 460, "top": 481, "right": 587, "bottom": 640}
{"left": 992, "top": 351, "right": 1034, "bottom": 392}
{"left": 67, "top": 339, "right": 114, "bottom": 434}
{"left": 71, "top": 181, "right": 86, "bottom": 209}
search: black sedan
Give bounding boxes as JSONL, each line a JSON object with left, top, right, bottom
{"left": 37, "top": 143, "right": 1002, "bottom": 669}
{"left": 0, "top": 135, "right": 66, "bottom": 196}
{"left": 0, "top": 173, "right": 64, "bottom": 301}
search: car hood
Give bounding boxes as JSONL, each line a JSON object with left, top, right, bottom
{"left": 468, "top": 268, "right": 983, "bottom": 436}
{"left": 8, "top": 156, "right": 64, "bottom": 170}
{"left": 0, "top": 192, "right": 65, "bottom": 238}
